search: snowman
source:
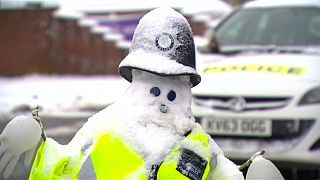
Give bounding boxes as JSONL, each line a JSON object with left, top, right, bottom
{"left": 0, "top": 7, "right": 283, "bottom": 180}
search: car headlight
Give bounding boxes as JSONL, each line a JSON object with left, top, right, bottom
{"left": 299, "top": 86, "right": 320, "bottom": 105}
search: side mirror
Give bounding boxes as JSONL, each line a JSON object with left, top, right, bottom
{"left": 197, "top": 30, "right": 220, "bottom": 54}
{"left": 207, "top": 34, "right": 220, "bottom": 53}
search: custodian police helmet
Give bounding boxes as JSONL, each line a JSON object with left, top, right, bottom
{"left": 118, "top": 7, "right": 201, "bottom": 87}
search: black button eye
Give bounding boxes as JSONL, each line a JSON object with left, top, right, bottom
{"left": 167, "top": 90, "right": 176, "bottom": 101}
{"left": 150, "top": 87, "right": 161, "bottom": 97}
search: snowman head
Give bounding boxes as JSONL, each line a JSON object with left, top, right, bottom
{"left": 122, "top": 69, "right": 195, "bottom": 135}
{"left": 117, "top": 7, "right": 201, "bottom": 135}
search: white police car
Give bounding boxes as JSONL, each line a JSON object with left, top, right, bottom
{"left": 192, "top": 0, "right": 320, "bottom": 178}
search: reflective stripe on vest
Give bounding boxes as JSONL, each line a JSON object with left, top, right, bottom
{"left": 81, "top": 124, "right": 213, "bottom": 179}
{"left": 78, "top": 156, "right": 97, "bottom": 180}
{"left": 29, "top": 138, "right": 82, "bottom": 180}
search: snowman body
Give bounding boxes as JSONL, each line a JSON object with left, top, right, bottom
{"left": 73, "top": 69, "right": 215, "bottom": 166}
{"left": 59, "top": 69, "right": 243, "bottom": 179}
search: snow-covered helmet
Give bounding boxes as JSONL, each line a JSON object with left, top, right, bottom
{"left": 118, "top": 7, "right": 201, "bottom": 87}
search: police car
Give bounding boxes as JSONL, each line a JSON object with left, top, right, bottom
{"left": 192, "top": 0, "right": 320, "bottom": 176}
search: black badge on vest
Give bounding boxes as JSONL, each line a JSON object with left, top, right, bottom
{"left": 176, "top": 148, "right": 207, "bottom": 180}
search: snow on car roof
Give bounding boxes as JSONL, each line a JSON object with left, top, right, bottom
{"left": 244, "top": 0, "right": 320, "bottom": 8}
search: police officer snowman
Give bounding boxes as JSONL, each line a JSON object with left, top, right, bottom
{"left": 0, "top": 7, "right": 283, "bottom": 180}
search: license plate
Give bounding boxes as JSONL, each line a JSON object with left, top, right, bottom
{"left": 201, "top": 117, "right": 272, "bottom": 137}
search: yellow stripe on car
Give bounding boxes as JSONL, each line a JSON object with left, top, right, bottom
{"left": 201, "top": 64, "right": 305, "bottom": 76}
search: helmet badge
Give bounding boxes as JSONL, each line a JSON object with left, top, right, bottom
{"left": 155, "top": 33, "right": 174, "bottom": 51}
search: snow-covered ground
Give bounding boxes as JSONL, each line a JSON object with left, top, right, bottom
{"left": 0, "top": 74, "right": 130, "bottom": 145}
{"left": 0, "top": 74, "right": 130, "bottom": 117}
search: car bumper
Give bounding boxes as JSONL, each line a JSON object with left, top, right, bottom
{"left": 192, "top": 103, "right": 320, "bottom": 165}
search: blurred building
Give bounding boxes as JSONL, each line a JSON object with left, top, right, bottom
{"left": 0, "top": 0, "right": 232, "bottom": 76}
{"left": 0, "top": 1, "right": 57, "bottom": 75}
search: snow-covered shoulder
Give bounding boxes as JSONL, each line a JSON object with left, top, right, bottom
{"left": 214, "top": 154, "right": 244, "bottom": 179}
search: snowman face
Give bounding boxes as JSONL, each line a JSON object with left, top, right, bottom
{"left": 122, "top": 69, "right": 195, "bottom": 135}
{"left": 149, "top": 86, "right": 176, "bottom": 113}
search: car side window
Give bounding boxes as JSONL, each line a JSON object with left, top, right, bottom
{"left": 308, "top": 15, "right": 320, "bottom": 40}
{"left": 216, "top": 10, "right": 263, "bottom": 46}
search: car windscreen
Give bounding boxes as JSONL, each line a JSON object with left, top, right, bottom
{"left": 215, "top": 7, "right": 320, "bottom": 49}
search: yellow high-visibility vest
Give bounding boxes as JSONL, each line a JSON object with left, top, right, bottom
{"left": 29, "top": 124, "right": 215, "bottom": 180}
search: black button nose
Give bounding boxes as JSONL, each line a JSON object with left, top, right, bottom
{"left": 159, "top": 104, "right": 169, "bottom": 113}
